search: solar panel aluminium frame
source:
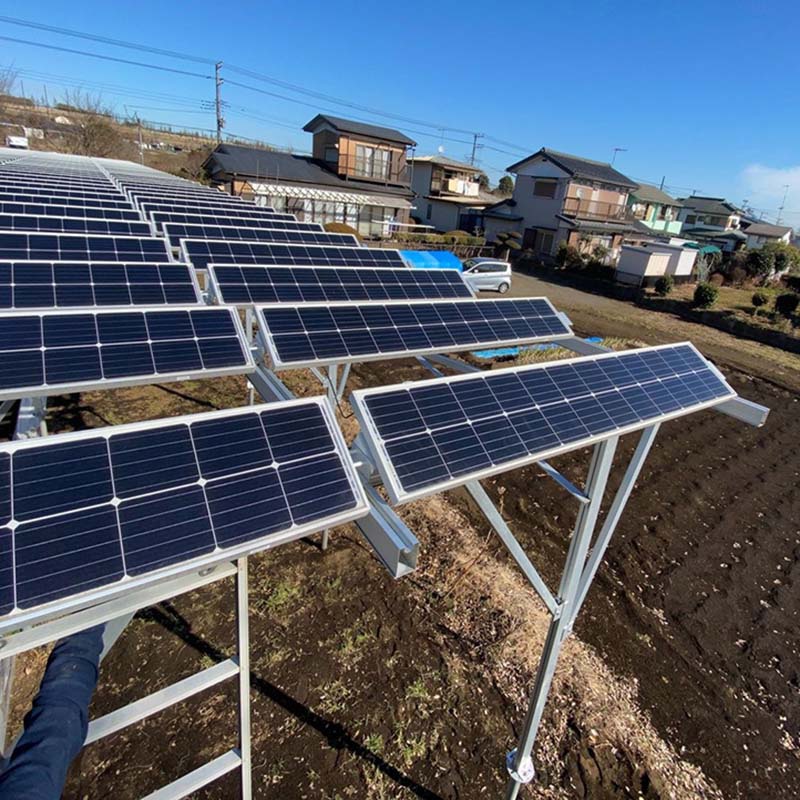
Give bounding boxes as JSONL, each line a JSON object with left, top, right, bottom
{"left": 350, "top": 341, "right": 737, "bottom": 504}
{"left": 206, "top": 263, "right": 475, "bottom": 306}
{"left": 0, "top": 397, "right": 370, "bottom": 634}
{"left": 0, "top": 305, "right": 255, "bottom": 401}
{"left": 255, "top": 297, "right": 573, "bottom": 371}
{"left": 0, "top": 260, "right": 204, "bottom": 311}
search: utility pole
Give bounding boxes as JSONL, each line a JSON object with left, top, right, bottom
{"left": 777, "top": 183, "right": 790, "bottom": 224}
{"left": 136, "top": 114, "right": 144, "bottom": 165}
{"left": 470, "top": 133, "right": 484, "bottom": 166}
{"left": 215, "top": 61, "right": 224, "bottom": 145}
{"left": 659, "top": 175, "right": 666, "bottom": 191}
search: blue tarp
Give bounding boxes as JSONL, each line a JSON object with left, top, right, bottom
{"left": 473, "top": 337, "right": 604, "bottom": 359}
{"left": 399, "top": 250, "right": 463, "bottom": 271}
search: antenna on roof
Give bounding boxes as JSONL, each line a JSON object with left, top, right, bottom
{"left": 777, "top": 183, "right": 790, "bottom": 224}
{"left": 611, "top": 147, "right": 627, "bottom": 165}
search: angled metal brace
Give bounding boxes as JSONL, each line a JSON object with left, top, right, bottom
{"left": 0, "top": 401, "right": 14, "bottom": 425}
{"left": 14, "top": 396, "right": 48, "bottom": 440}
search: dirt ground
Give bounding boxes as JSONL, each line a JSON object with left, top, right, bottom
{"left": 5, "top": 272, "right": 799, "bottom": 799}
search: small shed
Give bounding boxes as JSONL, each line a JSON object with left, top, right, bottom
{"left": 615, "top": 245, "right": 671, "bottom": 286}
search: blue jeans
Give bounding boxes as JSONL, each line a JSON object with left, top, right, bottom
{"left": 0, "top": 624, "right": 105, "bottom": 800}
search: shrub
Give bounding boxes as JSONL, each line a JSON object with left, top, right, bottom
{"left": 555, "top": 242, "right": 583, "bottom": 269}
{"left": 783, "top": 274, "right": 800, "bottom": 292}
{"left": 751, "top": 290, "right": 769, "bottom": 307}
{"left": 730, "top": 266, "right": 748, "bottom": 286}
{"left": 654, "top": 275, "right": 674, "bottom": 297}
{"left": 708, "top": 273, "right": 725, "bottom": 287}
{"left": 693, "top": 282, "right": 719, "bottom": 308}
{"left": 323, "top": 222, "right": 361, "bottom": 241}
{"left": 774, "top": 292, "right": 799, "bottom": 317}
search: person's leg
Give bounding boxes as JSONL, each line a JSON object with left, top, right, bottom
{"left": 0, "top": 624, "right": 105, "bottom": 800}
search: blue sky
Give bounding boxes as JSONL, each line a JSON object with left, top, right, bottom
{"left": 1, "top": 1, "right": 799, "bottom": 226}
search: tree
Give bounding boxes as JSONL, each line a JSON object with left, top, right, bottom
{"left": 478, "top": 173, "right": 490, "bottom": 191}
{"left": 496, "top": 175, "right": 514, "bottom": 196}
{"left": 745, "top": 241, "right": 800, "bottom": 281}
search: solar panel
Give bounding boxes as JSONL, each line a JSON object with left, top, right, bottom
{"left": 142, "top": 203, "right": 295, "bottom": 223}
{"left": 0, "top": 202, "right": 143, "bottom": 220}
{"left": 182, "top": 239, "right": 407, "bottom": 270}
{"left": 0, "top": 398, "right": 367, "bottom": 621}
{"left": 128, "top": 190, "right": 253, "bottom": 206}
{"left": 0, "top": 213, "right": 152, "bottom": 236}
{"left": 209, "top": 264, "right": 472, "bottom": 305}
{"left": 351, "top": 342, "right": 736, "bottom": 503}
{"left": 0, "top": 262, "right": 201, "bottom": 310}
{"left": 0, "top": 233, "right": 170, "bottom": 262}
{"left": 257, "top": 298, "right": 572, "bottom": 370}
{"left": 149, "top": 211, "right": 320, "bottom": 234}
{"left": 0, "top": 178, "right": 121, "bottom": 196}
{"left": 0, "top": 186, "right": 125, "bottom": 201}
{"left": 0, "top": 306, "right": 253, "bottom": 400}
{"left": 0, "top": 193, "right": 135, "bottom": 210}
{"left": 164, "top": 223, "right": 358, "bottom": 250}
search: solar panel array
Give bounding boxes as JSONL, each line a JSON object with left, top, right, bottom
{"left": 0, "top": 233, "right": 170, "bottom": 262}
{"left": 208, "top": 264, "right": 473, "bottom": 305}
{"left": 149, "top": 211, "right": 321, "bottom": 234}
{"left": 141, "top": 203, "right": 295, "bottom": 223}
{"left": 182, "top": 239, "right": 407, "bottom": 270}
{"left": 257, "top": 298, "right": 572, "bottom": 369}
{"left": 0, "top": 202, "right": 144, "bottom": 220}
{"left": 0, "top": 213, "right": 152, "bottom": 236}
{"left": 0, "top": 399, "right": 366, "bottom": 615}
{"left": 0, "top": 262, "right": 200, "bottom": 309}
{"left": 0, "top": 307, "right": 253, "bottom": 399}
{"left": 352, "top": 343, "right": 736, "bottom": 502}
{"left": 164, "top": 223, "right": 359, "bottom": 250}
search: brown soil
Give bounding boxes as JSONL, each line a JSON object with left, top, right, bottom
{"left": 5, "top": 273, "right": 799, "bottom": 799}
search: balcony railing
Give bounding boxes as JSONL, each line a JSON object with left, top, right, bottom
{"left": 562, "top": 196, "right": 634, "bottom": 222}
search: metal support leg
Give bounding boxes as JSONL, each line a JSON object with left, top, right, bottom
{"left": 14, "top": 397, "right": 47, "bottom": 440}
{"left": 335, "top": 363, "right": 351, "bottom": 402}
{"left": 235, "top": 557, "right": 252, "bottom": 800}
{"left": 327, "top": 364, "right": 339, "bottom": 407}
{"left": 0, "top": 400, "right": 13, "bottom": 425}
{"left": 505, "top": 437, "right": 618, "bottom": 799}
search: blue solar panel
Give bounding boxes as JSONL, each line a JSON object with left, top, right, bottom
{"left": 0, "top": 233, "right": 170, "bottom": 262}
{"left": 209, "top": 264, "right": 472, "bottom": 305}
{"left": 352, "top": 343, "right": 736, "bottom": 503}
{"left": 0, "top": 307, "right": 252, "bottom": 399}
{"left": 150, "top": 212, "right": 320, "bottom": 234}
{"left": 182, "top": 239, "right": 407, "bottom": 270}
{"left": 0, "top": 179, "right": 121, "bottom": 196}
{"left": 0, "top": 186, "right": 127, "bottom": 200}
{"left": 0, "top": 262, "right": 200, "bottom": 309}
{"left": 164, "top": 223, "right": 358, "bottom": 250}
{"left": 0, "top": 202, "right": 143, "bottom": 220}
{"left": 0, "top": 214, "right": 152, "bottom": 236}
{"left": 0, "top": 193, "right": 134, "bottom": 210}
{"left": 0, "top": 400, "right": 366, "bottom": 620}
{"left": 257, "top": 298, "right": 572, "bottom": 369}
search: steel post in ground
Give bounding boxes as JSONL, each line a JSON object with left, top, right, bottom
{"left": 505, "top": 436, "right": 618, "bottom": 800}
{"left": 235, "top": 558, "right": 252, "bottom": 800}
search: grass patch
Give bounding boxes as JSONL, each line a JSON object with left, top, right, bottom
{"left": 405, "top": 678, "right": 430, "bottom": 703}
{"left": 253, "top": 579, "right": 301, "bottom": 615}
{"left": 516, "top": 336, "right": 646, "bottom": 366}
{"left": 318, "top": 679, "right": 352, "bottom": 715}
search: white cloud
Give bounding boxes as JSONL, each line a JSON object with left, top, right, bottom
{"left": 740, "top": 164, "right": 800, "bottom": 225}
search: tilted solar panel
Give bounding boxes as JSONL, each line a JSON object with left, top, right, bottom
{"left": 0, "top": 193, "right": 135, "bottom": 210}
{"left": 0, "top": 179, "right": 122, "bottom": 196}
{"left": 0, "top": 213, "right": 151, "bottom": 236}
{"left": 0, "top": 186, "right": 126, "bottom": 201}
{"left": 0, "top": 202, "right": 143, "bottom": 220}
{"left": 0, "top": 233, "right": 170, "bottom": 262}
{"left": 351, "top": 342, "right": 736, "bottom": 503}
{"left": 0, "top": 262, "right": 201, "bottom": 309}
{"left": 0, "top": 398, "right": 368, "bottom": 624}
{"left": 182, "top": 239, "right": 407, "bottom": 271}
{"left": 150, "top": 212, "right": 320, "bottom": 234}
{"left": 128, "top": 191, "right": 253, "bottom": 207}
{"left": 256, "top": 298, "right": 572, "bottom": 370}
{"left": 209, "top": 264, "right": 472, "bottom": 305}
{"left": 0, "top": 306, "right": 252, "bottom": 400}
{"left": 164, "top": 223, "right": 358, "bottom": 250}
{"left": 142, "top": 203, "right": 295, "bottom": 224}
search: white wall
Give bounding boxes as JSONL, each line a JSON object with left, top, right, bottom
{"left": 616, "top": 246, "right": 671, "bottom": 284}
{"left": 509, "top": 155, "right": 570, "bottom": 231}
{"left": 644, "top": 242, "right": 697, "bottom": 277}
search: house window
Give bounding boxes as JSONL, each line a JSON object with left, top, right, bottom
{"left": 685, "top": 214, "right": 697, "bottom": 225}
{"left": 535, "top": 231, "right": 554, "bottom": 255}
{"left": 353, "top": 144, "right": 391, "bottom": 180}
{"left": 533, "top": 180, "right": 557, "bottom": 198}
{"left": 324, "top": 146, "right": 338, "bottom": 164}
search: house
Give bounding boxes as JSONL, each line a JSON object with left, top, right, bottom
{"left": 203, "top": 114, "right": 415, "bottom": 237}
{"left": 494, "top": 147, "right": 639, "bottom": 262}
{"left": 677, "top": 196, "right": 746, "bottom": 252}
{"left": 739, "top": 221, "right": 793, "bottom": 248}
{"left": 408, "top": 155, "right": 495, "bottom": 233}
{"left": 627, "top": 183, "right": 682, "bottom": 234}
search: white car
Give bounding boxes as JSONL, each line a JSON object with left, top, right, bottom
{"left": 461, "top": 258, "right": 512, "bottom": 293}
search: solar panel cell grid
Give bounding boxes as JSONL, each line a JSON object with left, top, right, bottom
{"left": 0, "top": 307, "right": 252, "bottom": 399}
{"left": 150, "top": 212, "right": 319, "bottom": 234}
{"left": 257, "top": 298, "right": 571, "bottom": 369}
{"left": 182, "top": 239, "right": 406, "bottom": 270}
{"left": 0, "top": 202, "right": 143, "bottom": 220}
{"left": 352, "top": 343, "right": 735, "bottom": 503}
{"left": 0, "top": 262, "right": 200, "bottom": 309}
{"left": 164, "top": 223, "right": 358, "bottom": 249}
{"left": 0, "top": 214, "right": 152, "bottom": 236}
{"left": 0, "top": 233, "right": 170, "bottom": 263}
{"left": 209, "top": 264, "right": 471, "bottom": 305}
{"left": 0, "top": 193, "right": 134, "bottom": 210}
{"left": 0, "top": 399, "right": 366, "bottom": 621}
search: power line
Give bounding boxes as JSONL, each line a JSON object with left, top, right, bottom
{"left": 0, "top": 35, "right": 212, "bottom": 79}
{"left": 0, "top": 15, "right": 216, "bottom": 64}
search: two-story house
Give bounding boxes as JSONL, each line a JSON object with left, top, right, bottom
{"left": 740, "top": 221, "right": 794, "bottom": 248}
{"left": 202, "top": 114, "right": 415, "bottom": 237}
{"left": 408, "top": 155, "right": 495, "bottom": 233}
{"left": 485, "top": 148, "right": 638, "bottom": 262}
{"left": 627, "top": 183, "right": 682, "bottom": 234}
{"left": 677, "top": 196, "right": 746, "bottom": 252}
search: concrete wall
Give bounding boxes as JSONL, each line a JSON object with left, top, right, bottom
{"left": 482, "top": 215, "right": 523, "bottom": 243}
